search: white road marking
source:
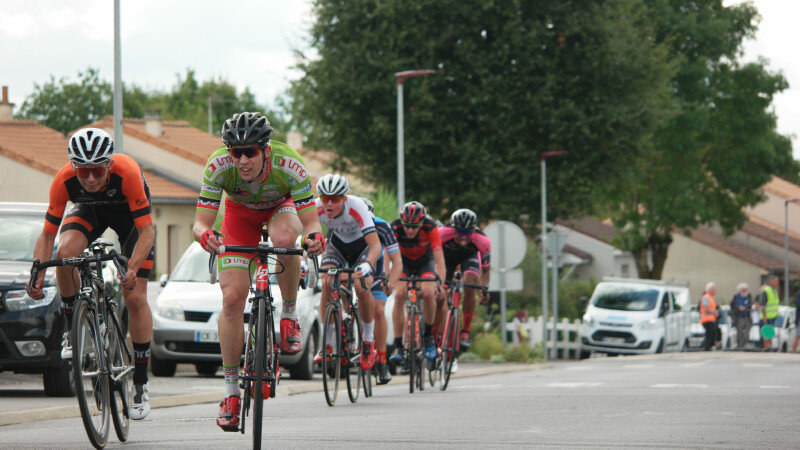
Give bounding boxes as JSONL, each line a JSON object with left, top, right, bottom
{"left": 546, "top": 382, "right": 602, "bottom": 388}
{"left": 624, "top": 364, "right": 654, "bottom": 369}
{"left": 681, "top": 360, "right": 710, "bottom": 367}
{"left": 759, "top": 385, "right": 791, "bottom": 389}
{"left": 743, "top": 363, "right": 773, "bottom": 368}
{"left": 451, "top": 384, "right": 503, "bottom": 390}
{"left": 651, "top": 384, "right": 708, "bottom": 389}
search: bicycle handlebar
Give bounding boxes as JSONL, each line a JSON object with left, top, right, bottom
{"left": 29, "top": 249, "right": 128, "bottom": 291}
{"left": 325, "top": 266, "right": 368, "bottom": 291}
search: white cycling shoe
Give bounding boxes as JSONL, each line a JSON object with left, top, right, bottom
{"left": 60, "top": 331, "right": 72, "bottom": 360}
{"left": 128, "top": 383, "right": 150, "bottom": 420}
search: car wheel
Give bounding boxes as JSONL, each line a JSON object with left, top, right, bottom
{"left": 579, "top": 349, "right": 591, "bottom": 360}
{"left": 655, "top": 339, "right": 664, "bottom": 354}
{"left": 195, "top": 362, "right": 219, "bottom": 377}
{"left": 289, "top": 326, "right": 318, "bottom": 380}
{"left": 150, "top": 353, "right": 177, "bottom": 377}
{"left": 43, "top": 360, "right": 75, "bottom": 397}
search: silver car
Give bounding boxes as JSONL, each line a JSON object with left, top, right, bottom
{"left": 150, "top": 242, "right": 320, "bottom": 379}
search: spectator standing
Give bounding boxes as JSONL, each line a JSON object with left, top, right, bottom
{"left": 730, "top": 283, "right": 753, "bottom": 350}
{"left": 757, "top": 275, "right": 780, "bottom": 351}
{"left": 792, "top": 290, "right": 800, "bottom": 353}
{"left": 700, "top": 282, "right": 721, "bottom": 351}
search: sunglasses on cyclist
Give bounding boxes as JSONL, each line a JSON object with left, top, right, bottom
{"left": 456, "top": 230, "right": 473, "bottom": 237}
{"left": 321, "top": 195, "right": 344, "bottom": 204}
{"left": 228, "top": 146, "right": 261, "bottom": 159}
{"left": 402, "top": 222, "right": 422, "bottom": 228}
{"left": 72, "top": 163, "right": 109, "bottom": 179}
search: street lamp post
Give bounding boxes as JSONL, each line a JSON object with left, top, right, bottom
{"left": 785, "top": 198, "right": 798, "bottom": 304}
{"left": 395, "top": 69, "right": 434, "bottom": 210}
{"left": 540, "top": 150, "right": 567, "bottom": 359}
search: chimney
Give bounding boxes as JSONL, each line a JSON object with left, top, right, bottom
{"left": 0, "top": 86, "right": 14, "bottom": 121}
{"left": 286, "top": 132, "right": 304, "bottom": 149}
{"left": 144, "top": 109, "right": 164, "bottom": 137}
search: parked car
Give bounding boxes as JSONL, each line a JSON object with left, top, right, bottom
{"left": 728, "top": 305, "right": 796, "bottom": 352}
{"left": 150, "top": 242, "right": 321, "bottom": 379}
{"left": 686, "top": 306, "right": 734, "bottom": 350}
{"left": 579, "top": 278, "right": 692, "bottom": 357}
{"left": 0, "top": 202, "right": 123, "bottom": 397}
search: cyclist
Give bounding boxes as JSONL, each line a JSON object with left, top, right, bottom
{"left": 26, "top": 128, "right": 155, "bottom": 420}
{"left": 192, "top": 112, "right": 323, "bottom": 431}
{"left": 312, "top": 175, "right": 382, "bottom": 373}
{"left": 360, "top": 197, "right": 402, "bottom": 384}
{"left": 438, "top": 208, "right": 491, "bottom": 352}
{"left": 388, "top": 201, "right": 446, "bottom": 369}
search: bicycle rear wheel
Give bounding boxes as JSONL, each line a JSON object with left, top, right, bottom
{"left": 345, "top": 310, "right": 363, "bottom": 403}
{"left": 72, "top": 299, "right": 110, "bottom": 449}
{"left": 322, "top": 304, "right": 342, "bottom": 406}
{"left": 441, "top": 307, "right": 459, "bottom": 391}
{"left": 252, "top": 297, "right": 266, "bottom": 450}
{"left": 107, "top": 308, "right": 131, "bottom": 442}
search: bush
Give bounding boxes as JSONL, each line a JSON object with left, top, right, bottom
{"left": 472, "top": 332, "right": 504, "bottom": 360}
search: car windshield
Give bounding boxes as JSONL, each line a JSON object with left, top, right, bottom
{"left": 592, "top": 284, "right": 659, "bottom": 311}
{"left": 0, "top": 214, "right": 43, "bottom": 261}
{"left": 170, "top": 243, "right": 278, "bottom": 284}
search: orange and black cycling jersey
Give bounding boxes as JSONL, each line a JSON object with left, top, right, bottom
{"left": 44, "top": 154, "right": 152, "bottom": 234}
{"left": 390, "top": 216, "right": 442, "bottom": 261}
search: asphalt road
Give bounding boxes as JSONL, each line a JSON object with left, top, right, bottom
{"left": 2, "top": 351, "right": 799, "bottom": 448}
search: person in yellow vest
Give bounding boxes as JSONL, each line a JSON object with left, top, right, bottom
{"left": 757, "top": 274, "right": 780, "bottom": 351}
{"left": 700, "top": 281, "right": 721, "bottom": 351}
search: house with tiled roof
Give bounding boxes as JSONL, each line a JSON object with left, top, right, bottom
{"left": 0, "top": 87, "right": 198, "bottom": 276}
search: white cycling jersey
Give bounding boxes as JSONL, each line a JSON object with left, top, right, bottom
{"left": 315, "top": 195, "right": 376, "bottom": 244}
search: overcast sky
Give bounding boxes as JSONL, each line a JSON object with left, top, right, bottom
{"left": 1, "top": 0, "right": 797, "bottom": 156}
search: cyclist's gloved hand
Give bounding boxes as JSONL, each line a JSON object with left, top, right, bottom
{"left": 356, "top": 262, "right": 372, "bottom": 277}
{"left": 200, "top": 229, "right": 223, "bottom": 252}
{"left": 303, "top": 232, "right": 325, "bottom": 253}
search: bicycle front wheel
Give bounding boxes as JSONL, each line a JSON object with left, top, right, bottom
{"left": 72, "top": 299, "right": 110, "bottom": 449}
{"left": 107, "top": 307, "right": 131, "bottom": 441}
{"left": 322, "top": 304, "right": 342, "bottom": 406}
{"left": 441, "top": 307, "right": 459, "bottom": 391}
{"left": 345, "top": 311, "right": 363, "bottom": 403}
{"left": 252, "top": 297, "right": 266, "bottom": 450}
{"left": 406, "top": 309, "right": 419, "bottom": 394}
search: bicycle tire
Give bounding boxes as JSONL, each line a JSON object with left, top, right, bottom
{"left": 322, "top": 304, "right": 342, "bottom": 406}
{"left": 346, "top": 309, "right": 363, "bottom": 403}
{"left": 415, "top": 311, "right": 425, "bottom": 392}
{"left": 407, "top": 307, "right": 417, "bottom": 394}
{"left": 107, "top": 307, "right": 131, "bottom": 442}
{"left": 441, "top": 307, "right": 459, "bottom": 391}
{"left": 72, "top": 298, "right": 110, "bottom": 449}
{"left": 252, "top": 296, "right": 266, "bottom": 450}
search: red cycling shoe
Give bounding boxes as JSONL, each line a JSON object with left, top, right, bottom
{"left": 280, "top": 319, "right": 304, "bottom": 355}
{"left": 216, "top": 395, "right": 241, "bottom": 432}
{"left": 360, "top": 341, "right": 377, "bottom": 371}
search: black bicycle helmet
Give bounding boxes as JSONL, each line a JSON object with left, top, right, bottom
{"left": 221, "top": 112, "right": 273, "bottom": 148}
{"left": 400, "top": 201, "right": 426, "bottom": 225}
{"left": 451, "top": 208, "right": 478, "bottom": 232}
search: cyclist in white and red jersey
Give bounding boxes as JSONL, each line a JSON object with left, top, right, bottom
{"left": 313, "top": 174, "right": 382, "bottom": 371}
{"left": 192, "top": 112, "right": 323, "bottom": 431}
{"left": 438, "top": 208, "right": 491, "bottom": 351}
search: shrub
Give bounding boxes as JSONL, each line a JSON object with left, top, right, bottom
{"left": 472, "top": 332, "right": 504, "bottom": 360}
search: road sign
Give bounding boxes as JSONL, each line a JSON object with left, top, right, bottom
{"left": 484, "top": 221, "right": 526, "bottom": 269}
{"left": 547, "top": 231, "right": 568, "bottom": 257}
{"left": 489, "top": 268, "right": 523, "bottom": 291}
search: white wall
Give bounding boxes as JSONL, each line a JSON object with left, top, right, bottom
{"left": 554, "top": 224, "right": 638, "bottom": 281}
{"left": 747, "top": 191, "right": 800, "bottom": 235}
{"left": 0, "top": 157, "right": 52, "bottom": 202}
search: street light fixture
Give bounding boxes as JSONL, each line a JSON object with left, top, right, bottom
{"left": 785, "top": 198, "right": 798, "bottom": 304}
{"left": 540, "top": 150, "right": 567, "bottom": 359}
{"left": 395, "top": 69, "right": 435, "bottom": 210}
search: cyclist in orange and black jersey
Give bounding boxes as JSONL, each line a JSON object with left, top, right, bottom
{"left": 388, "top": 201, "right": 445, "bottom": 367}
{"left": 26, "top": 128, "right": 155, "bottom": 420}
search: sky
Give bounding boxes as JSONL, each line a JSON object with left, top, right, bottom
{"left": 1, "top": 0, "right": 797, "bottom": 156}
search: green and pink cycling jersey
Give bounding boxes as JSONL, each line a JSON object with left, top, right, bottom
{"left": 196, "top": 142, "right": 315, "bottom": 270}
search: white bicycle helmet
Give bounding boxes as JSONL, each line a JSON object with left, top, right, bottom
{"left": 68, "top": 128, "right": 114, "bottom": 164}
{"left": 316, "top": 174, "right": 349, "bottom": 196}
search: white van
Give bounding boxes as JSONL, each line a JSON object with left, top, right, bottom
{"left": 579, "top": 278, "right": 692, "bottom": 357}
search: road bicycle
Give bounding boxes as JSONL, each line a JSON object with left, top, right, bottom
{"left": 440, "top": 272, "right": 487, "bottom": 391}
{"left": 29, "top": 239, "right": 132, "bottom": 449}
{"left": 320, "top": 266, "right": 372, "bottom": 406}
{"left": 398, "top": 275, "right": 440, "bottom": 394}
{"left": 208, "top": 232, "right": 313, "bottom": 450}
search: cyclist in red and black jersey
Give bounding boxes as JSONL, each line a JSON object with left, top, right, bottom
{"left": 26, "top": 128, "right": 155, "bottom": 420}
{"left": 388, "top": 201, "right": 446, "bottom": 367}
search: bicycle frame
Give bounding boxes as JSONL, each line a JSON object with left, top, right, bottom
{"left": 398, "top": 275, "right": 440, "bottom": 393}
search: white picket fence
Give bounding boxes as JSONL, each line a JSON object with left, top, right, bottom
{"left": 504, "top": 316, "right": 583, "bottom": 360}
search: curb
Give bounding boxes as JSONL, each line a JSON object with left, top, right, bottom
{"left": 0, "top": 362, "right": 542, "bottom": 427}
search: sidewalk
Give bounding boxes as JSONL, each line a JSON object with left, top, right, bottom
{"left": 0, "top": 361, "right": 543, "bottom": 427}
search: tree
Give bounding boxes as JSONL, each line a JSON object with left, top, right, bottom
{"left": 17, "top": 68, "right": 113, "bottom": 135}
{"left": 605, "top": 0, "right": 797, "bottom": 279}
{"left": 290, "top": 0, "right": 674, "bottom": 220}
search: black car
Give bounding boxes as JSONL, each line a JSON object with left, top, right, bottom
{"left": 0, "top": 202, "right": 123, "bottom": 397}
